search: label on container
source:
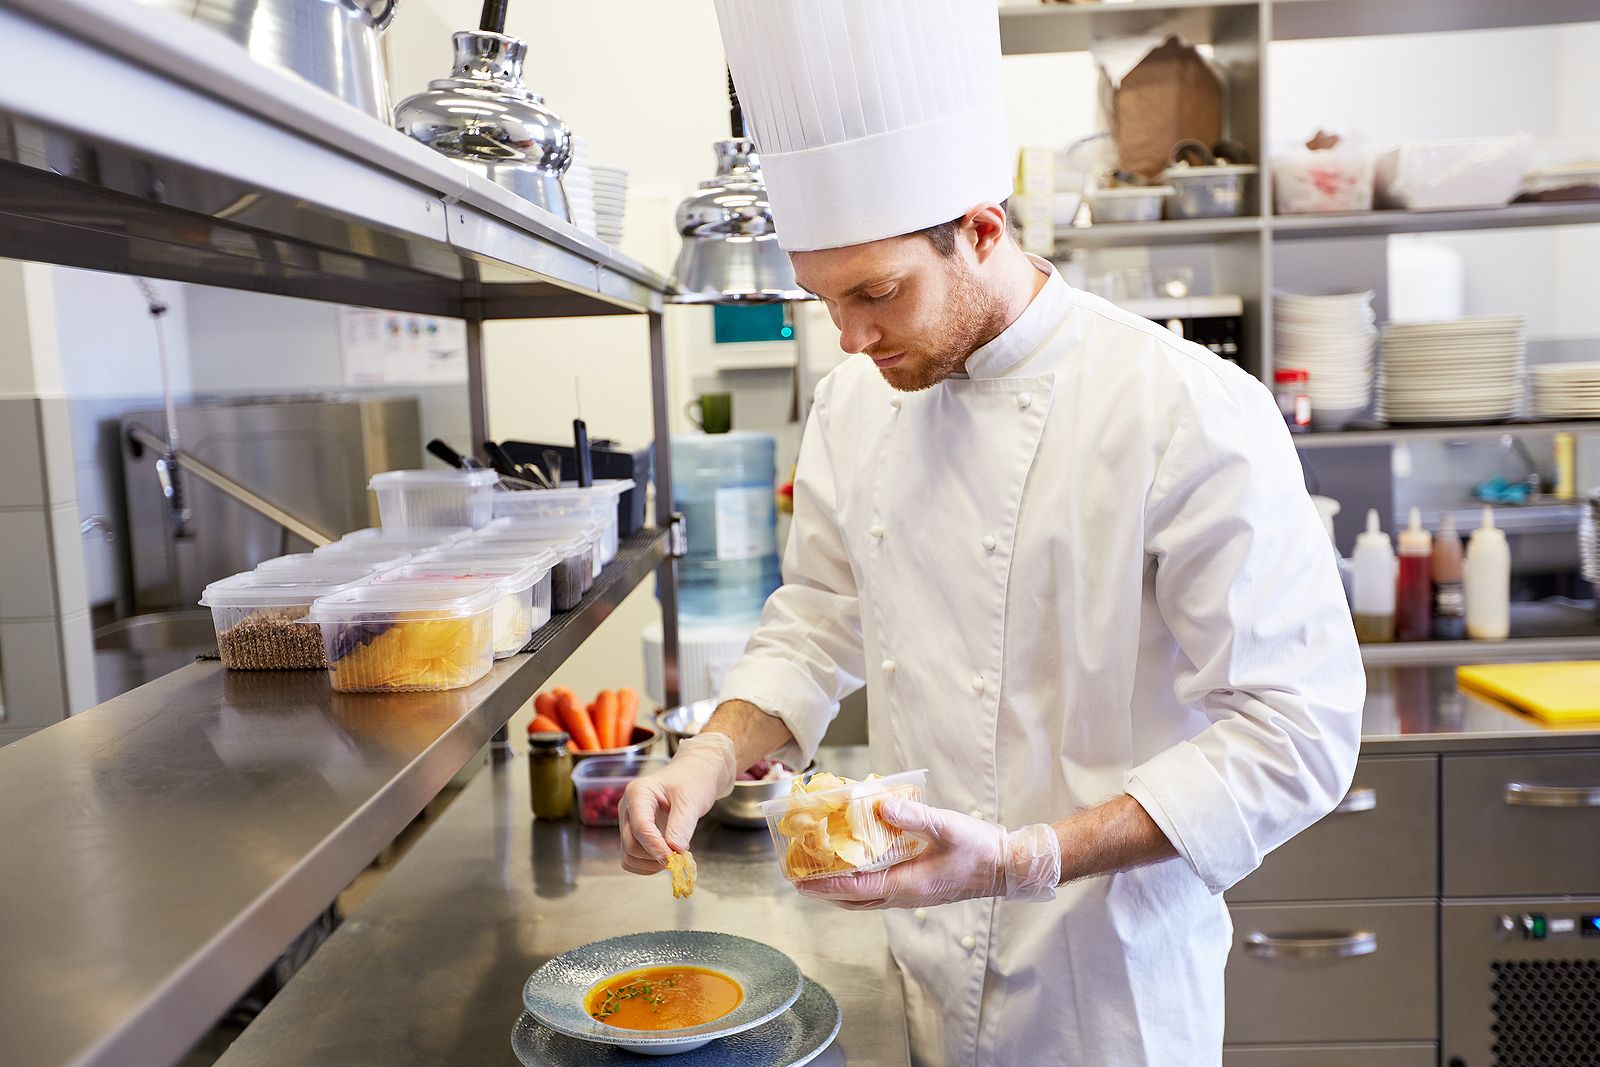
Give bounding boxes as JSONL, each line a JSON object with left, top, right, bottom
{"left": 713, "top": 487, "right": 775, "bottom": 561}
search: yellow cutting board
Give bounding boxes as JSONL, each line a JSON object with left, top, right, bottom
{"left": 1456, "top": 662, "right": 1600, "bottom": 723}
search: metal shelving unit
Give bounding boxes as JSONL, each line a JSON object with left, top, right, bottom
{"left": 0, "top": 2, "right": 683, "bottom": 1065}
{"left": 1293, "top": 419, "right": 1600, "bottom": 449}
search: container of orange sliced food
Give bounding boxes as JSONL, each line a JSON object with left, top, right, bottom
{"left": 759, "top": 768, "right": 929, "bottom": 883}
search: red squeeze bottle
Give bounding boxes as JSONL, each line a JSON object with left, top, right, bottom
{"left": 1395, "top": 507, "right": 1433, "bottom": 642}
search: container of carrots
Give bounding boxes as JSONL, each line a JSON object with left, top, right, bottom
{"left": 528, "top": 687, "right": 656, "bottom": 761}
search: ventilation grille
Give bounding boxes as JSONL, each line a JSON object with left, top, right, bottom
{"left": 1491, "top": 959, "right": 1600, "bottom": 1067}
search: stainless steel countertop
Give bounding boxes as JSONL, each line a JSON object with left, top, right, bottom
{"left": 215, "top": 746, "right": 910, "bottom": 1067}
{"left": 1363, "top": 665, "right": 1600, "bottom": 754}
{"left": 0, "top": 534, "right": 666, "bottom": 1067}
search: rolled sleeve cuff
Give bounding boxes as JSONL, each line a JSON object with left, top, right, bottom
{"left": 1125, "top": 741, "right": 1260, "bottom": 894}
{"left": 718, "top": 656, "right": 836, "bottom": 769}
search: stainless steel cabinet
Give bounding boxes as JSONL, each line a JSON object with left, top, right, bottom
{"left": 1225, "top": 901, "right": 1437, "bottom": 1044}
{"left": 1442, "top": 752, "right": 1600, "bottom": 897}
{"left": 1230, "top": 756, "right": 1438, "bottom": 902}
{"left": 1223, "top": 1044, "right": 1437, "bottom": 1066}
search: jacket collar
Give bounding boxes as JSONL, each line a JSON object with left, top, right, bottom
{"left": 960, "top": 256, "right": 1075, "bottom": 381}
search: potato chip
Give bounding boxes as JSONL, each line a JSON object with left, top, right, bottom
{"left": 666, "top": 851, "right": 697, "bottom": 899}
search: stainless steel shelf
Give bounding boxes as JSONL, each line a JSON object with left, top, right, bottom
{"left": 0, "top": 0, "right": 671, "bottom": 319}
{"left": 1272, "top": 0, "right": 1600, "bottom": 41}
{"left": 1294, "top": 420, "right": 1600, "bottom": 449}
{"left": 1271, "top": 202, "right": 1600, "bottom": 240}
{"left": 1055, "top": 215, "right": 1264, "bottom": 250}
{"left": 0, "top": 530, "right": 667, "bottom": 1067}
{"left": 213, "top": 746, "right": 911, "bottom": 1067}
{"left": 1362, "top": 634, "right": 1600, "bottom": 669}
{"left": 1000, "top": 0, "right": 1257, "bottom": 55}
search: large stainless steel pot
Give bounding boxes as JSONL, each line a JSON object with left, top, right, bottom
{"left": 142, "top": 0, "right": 397, "bottom": 122}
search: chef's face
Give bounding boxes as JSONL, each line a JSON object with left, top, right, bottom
{"left": 791, "top": 207, "right": 1011, "bottom": 392}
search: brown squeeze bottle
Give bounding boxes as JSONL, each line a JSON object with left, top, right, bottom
{"left": 1431, "top": 513, "right": 1465, "bottom": 640}
{"left": 1395, "top": 507, "right": 1433, "bottom": 642}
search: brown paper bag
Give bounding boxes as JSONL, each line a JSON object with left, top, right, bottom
{"left": 1102, "top": 38, "right": 1223, "bottom": 180}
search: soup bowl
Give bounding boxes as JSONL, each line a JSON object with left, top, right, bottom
{"left": 522, "top": 929, "right": 803, "bottom": 1056}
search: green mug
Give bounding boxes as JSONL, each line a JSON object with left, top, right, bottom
{"left": 686, "top": 392, "right": 733, "bottom": 434}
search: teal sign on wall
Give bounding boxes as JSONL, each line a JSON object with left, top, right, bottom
{"left": 713, "top": 303, "right": 793, "bottom": 344}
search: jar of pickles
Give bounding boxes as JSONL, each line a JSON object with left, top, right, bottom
{"left": 528, "top": 731, "right": 575, "bottom": 820}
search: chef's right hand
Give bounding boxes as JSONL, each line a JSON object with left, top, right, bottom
{"left": 618, "top": 732, "right": 738, "bottom": 875}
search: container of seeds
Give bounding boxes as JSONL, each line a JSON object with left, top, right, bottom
{"left": 307, "top": 581, "right": 498, "bottom": 693}
{"left": 200, "top": 570, "right": 364, "bottom": 670}
{"left": 369, "top": 556, "right": 553, "bottom": 658}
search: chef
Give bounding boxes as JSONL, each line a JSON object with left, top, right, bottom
{"left": 619, "top": 1, "right": 1366, "bottom": 1063}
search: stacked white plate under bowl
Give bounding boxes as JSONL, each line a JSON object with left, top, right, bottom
{"left": 1531, "top": 361, "right": 1600, "bottom": 419}
{"left": 565, "top": 135, "right": 598, "bottom": 237}
{"left": 1378, "top": 315, "right": 1526, "bottom": 425}
{"left": 591, "top": 164, "right": 629, "bottom": 247}
{"left": 1274, "top": 290, "right": 1376, "bottom": 429}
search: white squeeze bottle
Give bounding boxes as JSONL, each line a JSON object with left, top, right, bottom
{"left": 1466, "top": 506, "right": 1510, "bottom": 640}
{"left": 1352, "top": 508, "right": 1396, "bottom": 643}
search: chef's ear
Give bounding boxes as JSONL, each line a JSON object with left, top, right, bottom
{"left": 962, "top": 202, "right": 1013, "bottom": 262}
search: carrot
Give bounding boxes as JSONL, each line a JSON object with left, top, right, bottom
{"left": 534, "top": 691, "right": 559, "bottom": 722}
{"left": 528, "top": 714, "right": 562, "bottom": 735}
{"left": 555, "top": 688, "right": 601, "bottom": 751}
{"left": 593, "top": 690, "right": 619, "bottom": 750}
{"left": 616, "top": 688, "right": 640, "bottom": 748}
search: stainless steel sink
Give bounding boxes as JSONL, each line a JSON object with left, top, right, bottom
{"left": 93, "top": 610, "right": 217, "bottom": 702}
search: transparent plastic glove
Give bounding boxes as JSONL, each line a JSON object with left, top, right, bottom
{"left": 795, "top": 796, "right": 1061, "bottom": 910}
{"left": 618, "top": 732, "right": 737, "bottom": 876}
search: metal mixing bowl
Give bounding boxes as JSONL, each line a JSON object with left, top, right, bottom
{"left": 711, "top": 761, "right": 815, "bottom": 829}
{"left": 654, "top": 699, "right": 718, "bottom": 755}
{"left": 568, "top": 723, "right": 661, "bottom": 764}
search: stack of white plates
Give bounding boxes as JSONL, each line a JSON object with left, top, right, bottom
{"left": 1531, "top": 362, "right": 1600, "bottom": 419}
{"left": 1274, "top": 291, "right": 1376, "bottom": 429}
{"left": 1377, "top": 315, "right": 1526, "bottom": 425}
{"left": 565, "top": 135, "right": 598, "bottom": 237}
{"left": 591, "top": 164, "right": 629, "bottom": 247}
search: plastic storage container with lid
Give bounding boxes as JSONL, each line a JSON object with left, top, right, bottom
{"left": 310, "top": 541, "right": 415, "bottom": 569}
{"left": 370, "top": 468, "right": 499, "bottom": 529}
{"left": 370, "top": 557, "right": 553, "bottom": 657}
{"left": 481, "top": 516, "right": 604, "bottom": 576}
{"left": 420, "top": 540, "right": 589, "bottom": 612}
{"left": 672, "top": 432, "right": 781, "bottom": 621}
{"left": 1161, "top": 164, "right": 1257, "bottom": 219}
{"left": 572, "top": 755, "right": 670, "bottom": 826}
{"left": 199, "top": 570, "right": 364, "bottom": 670}
{"left": 759, "top": 768, "right": 930, "bottom": 883}
{"left": 338, "top": 526, "right": 473, "bottom": 549}
{"left": 255, "top": 553, "right": 378, "bottom": 582}
{"left": 491, "top": 478, "right": 635, "bottom": 563}
{"left": 306, "top": 581, "right": 499, "bottom": 692}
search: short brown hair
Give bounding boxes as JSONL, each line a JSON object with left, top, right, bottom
{"left": 912, "top": 200, "right": 1012, "bottom": 256}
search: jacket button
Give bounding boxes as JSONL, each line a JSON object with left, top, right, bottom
{"left": 981, "top": 534, "right": 996, "bottom": 552}
{"left": 913, "top": 908, "right": 928, "bottom": 921}
{"left": 869, "top": 522, "right": 884, "bottom": 539}
{"left": 880, "top": 658, "right": 896, "bottom": 674}
{"left": 969, "top": 808, "right": 985, "bottom": 821}
{"left": 890, "top": 396, "right": 902, "bottom": 410}
{"left": 970, "top": 675, "right": 985, "bottom": 694}
{"left": 959, "top": 934, "right": 978, "bottom": 951}
{"left": 1017, "top": 392, "right": 1032, "bottom": 410}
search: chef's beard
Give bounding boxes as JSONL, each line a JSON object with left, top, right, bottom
{"left": 872, "top": 262, "right": 1011, "bottom": 393}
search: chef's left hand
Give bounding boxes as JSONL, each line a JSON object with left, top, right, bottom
{"left": 796, "top": 796, "right": 1062, "bottom": 910}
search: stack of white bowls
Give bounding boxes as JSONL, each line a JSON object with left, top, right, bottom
{"left": 565, "top": 135, "right": 598, "bottom": 237}
{"left": 1531, "top": 361, "right": 1600, "bottom": 419}
{"left": 591, "top": 164, "right": 629, "bottom": 246}
{"left": 1273, "top": 291, "right": 1377, "bottom": 429}
{"left": 1378, "top": 316, "right": 1526, "bottom": 425}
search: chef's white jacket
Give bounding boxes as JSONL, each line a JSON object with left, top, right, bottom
{"left": 719, "top": 263, "right": 1365, "bottom": 1066}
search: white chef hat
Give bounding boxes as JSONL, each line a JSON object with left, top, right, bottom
{"left": 712, "top": 0, "right": 1011, "bottom": 252}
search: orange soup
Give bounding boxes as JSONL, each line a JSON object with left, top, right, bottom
{"left": 585, "top": 965, "right": 743, "bottom": 1031}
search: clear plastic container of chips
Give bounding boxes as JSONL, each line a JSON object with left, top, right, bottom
{"left": 370, "top": 557, "right": 553, "bottom": 658}
{"left": 759, "top": 768, "right": 929, "bottom": 883}
{"left": 369, "top": 468, "right": 499, "bottom": 529}
{"left": 306, "top": 581, "right": 498, "bottom": 692}
{"left": 199, "top": 570, "right": 362, "bottom": 670}
{"left": 490, "top": 479, "right": 634, "bottom": 563}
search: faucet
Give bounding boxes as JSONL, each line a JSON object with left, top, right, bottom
{"left": 1499, "top": 434, "right": 1549, "bottom": 497}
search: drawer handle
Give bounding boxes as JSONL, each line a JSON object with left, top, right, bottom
{"left": 1333, "top": 787, "right": 1377, "bottom": 814}
{"left": 1243, "top": 931, "right": 1377, "bottom": 960}
{"left": 1504, "top": 782, "right": 1600, "bottom": 808}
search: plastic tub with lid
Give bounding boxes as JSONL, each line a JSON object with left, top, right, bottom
{"left": 480, "top": 516, "right": 604, "bottom": 577}
{"left": 491, "top": 479, "right": 634, "bottom": 562}
{"left": 370, "top": 468, "right": 499, "bottom": 529}
{"left": 572, "top": 755, "right": 670, "bottom": 826}
{"left": 311, "top": 542, "right": 414, "bottom": 571}
{"left": 255, "top": 553, "right": 377, "bottom": 582}
{"left": 457, "top": 533, "right": 593, "bottom": 611}
{"left": 306, "top": 581, "right": 499, "bottom": 692}
{"left": 759, "top": 768, "right": 930, "bottom": 883}
{"left": 370, "top": 557, "right": 553, "bottom": 657}
{"left": 199, "top": 570, "right": 363, "bottom": 670}
{"left": 338, "top": 526, "right": 473, "bottom": 550}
